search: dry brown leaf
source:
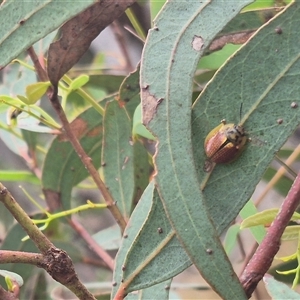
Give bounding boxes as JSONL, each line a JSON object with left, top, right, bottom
{"left": 47, "top": 0, "right": 136, "bottom": 85}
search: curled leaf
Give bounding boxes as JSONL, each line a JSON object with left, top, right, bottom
{"left": 47, "top": 0, "right": 135, "bottom": 85}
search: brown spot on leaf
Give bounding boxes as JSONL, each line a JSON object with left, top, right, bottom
{"left": 210, "top": 31, "right": 255, "bottom": 51}
{"left": 192, "top": 35, "right": 204, "bottom": 51}
{"left": 58, "top": 118, "right": 88, "bottom": 141}
{"left": 141, "top": 89, "right": 162, "bottom": 125}
{"left": 87, "top": 126, "right": 102, "bottom": 137}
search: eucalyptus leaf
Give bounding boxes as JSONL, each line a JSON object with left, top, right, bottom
{"left": 141, "top": 1, "right": 253, "bottom": 298}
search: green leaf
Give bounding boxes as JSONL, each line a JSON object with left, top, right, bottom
{"left": 192, "top": 2, "right": 300, "bottom": 236}
{"left": 149, "top": 0, "right": 166, "bottom": 21}
{"left": 221, "top": 6, "right": 279, "bottom": 35}
{"left": 101, "top": 100, "right": 135, "bottom": 219}
{"left": 281, "top": 226, "right": 300, "bottom": 241}
{"left": 0, "top": 201, "right": 14, "bottom": 231}
{"left": 0, "top": 0, "right": 98, "bottom": 68}
{"left": 263, "top": 275, "right": 300, "bottom": 299}
{"left": 224, "top": 224, "right": 241, "bottom": 255}
{"left": 245, "top": 0, "right": 276, "bottom": 10}
{"left": 112, "top": 182, "right": 188, "bottom": 295}
{"left": 0, "top": 270, "right": 24, "bottom": 287}
{"left": 132, "top": 139, "right": 152, "bottom": 204}
{"left": 69, "top": 75, "right": 89, "bottom": 91}
{"left": 119, "top": 65, "right": 142, "bottom": 120}
{"left": 241, "top": 209, "right": 300, "bottom": 229}
{"left": 88, "top": 74, "right": 125, "bottom": 94}
{"left": 93, "top": 225, "right": 121, "bottom": 251}
{"left": 42, "top": 97, "right": 108, "bottom": 209}
{"left": 25, "top": 82, "right": 51, "bottom": 105}
{"left": 198, "top": 44, "right": 241, "bottom": 70}
{"left": 15, "top": 95, "right": 29, "bottom": 105}
{"left": 270, "top": 259, "right": 298, "bottom": 283}
{"left": 140, "top": 1, "right": 252, "bottom": 298}
{"left": 21, "top": 128, "right": 37, "bottom": 154}
{"left": 132, "top": 103, "right": 155, "bottom": 140}
{"left": 0, "top": 170, "right": 40, "bottom": 184}
{"left": 0, "top": 62, "right": 36, "bottom": 157}
{"left": 119, "top": 65, "right": 140, "bottom": 103}
{"left": 240, "top": 200, "right": 267, "bottom": 244}
{"left": 241, "top": 208, "right": 279, "bottom": 229}
{"left": 0, "top": 223, "right": 38, "bottom": 296}
{"left": 138, "top": 279, "right": 172, "bottom": 300}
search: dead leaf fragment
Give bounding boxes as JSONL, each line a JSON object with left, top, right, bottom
{"left": 47, "top": 0, "right": 135, "bottom": 85}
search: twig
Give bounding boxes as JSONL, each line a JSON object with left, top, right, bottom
{"left": 111, "top": 20, "right": 134, "bottom": 73}
{"left": 0, "top": 250, "right": 44, "bottom": 265}
{"left": 0, "top": 184, "right": 53, "bottom": 254}
{"left": 49, "top": 85, "right": 127, "bottom": 232}
{"left": 69, "top": 217, "right": 114, "bottom": 270}
{"left": 0, "top": 183, "right": 96, "bottom": 300}
{"left": 240, "top": 172, "right": 300, "bottom": 298}
{"left": 27, "top": 47, "right": 127, "bottom": 233}
{"left": 27, "top": 47, "right": 48, "bottom": 82}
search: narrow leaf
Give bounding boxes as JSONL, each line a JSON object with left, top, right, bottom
{"left": 69, "top": 75, "right": 89, "bottom": 91}
{"left": 101, "top": 100, "right": 135, "bottom": 219}
{"left": 140, "top": 1, "right": 252, "bottom": 298}
{"left": 192, "top": 2, "right": 300, "bottom": 236}
{"left": 25, "top": 82, "right": 50, "bottom": 105}
{"left": 0, "top": 0, "right": 98, "bottom": 68}
{"left": 263, "top": 275, "right": 300, "bottom": 299}
{"left": 42, "top": 97, "right": 107, "bottom": 210}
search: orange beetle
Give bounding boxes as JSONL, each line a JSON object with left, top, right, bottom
{"left": 204, "top": 119, "right": 248, "bottom": 171}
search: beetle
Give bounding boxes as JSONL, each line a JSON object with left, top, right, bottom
{"left": 204, "top": 119, "right": 248, "bottom": 172}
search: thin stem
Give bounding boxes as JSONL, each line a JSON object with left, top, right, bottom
{"left": 0, "top": 183, "right": 97, "bottom": 300}
{"left": 27, "top": 46, "right": 127, "bottom": 233}
{"left": 111, "top": 20, "right": 134, "bottom": 73}
{"left": 0, "top": 250, "right": 44, "bottom": 265}
{"left": 0, "top": 183, "right": 53, "bottom": 254}
{"left": 125, "top": 7, "right": 146, "bottom": 40}
{"left": 27, "top": 47, "right": 48, "bottom": 81}
{"left": 69, "top": 217, "right": 114, "bottom": 270}
{"left": 49, "top": 86, "right": 126, "bottom": 232}
{"left": 62, "top": 74, "right": 104, "bottom": 115}
{"left": 240, "top": 172, "right": 300, "bottom": 298}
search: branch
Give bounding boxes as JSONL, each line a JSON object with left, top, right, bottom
{"left": 49, "top": 86, "right": 127, "bottom": 232}
{"left": 27, "top": 47, "right": 127, "bottom": 233}
{"left": 240, "top": 172, "right": 300, "bottom": 298}
{"left": 0, "top": 250, "right": 43, "bottom": 265}
{"left": 0, "top": 183, "right": 96, "bottom": 300}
